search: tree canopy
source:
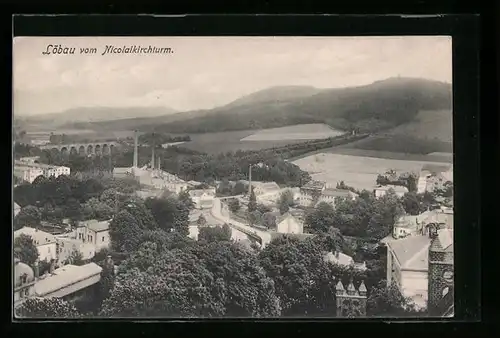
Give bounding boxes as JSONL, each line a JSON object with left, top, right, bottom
{"left": 14, "top": 234, "right": 39, "bottom": 267}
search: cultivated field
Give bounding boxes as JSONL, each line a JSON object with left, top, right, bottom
{"left": 176, "top": 129, "right": 321, "bottom": 155}
{"left": 240, "top": 123, "right": 345, "bottom": 141}
{"left": 292, "top": 152, "right": 452, "bottom": 191}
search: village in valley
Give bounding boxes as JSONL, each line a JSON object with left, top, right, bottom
{"left": 13, "top": 36, "right": 454, "bottom": 319}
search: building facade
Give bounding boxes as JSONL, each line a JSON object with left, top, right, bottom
{"left": 14, "top": 227, "right": 58, "bottom": 263}
{"left": 188, "top": 188, "right": 216, "bottom": 209}
{"left": 14, "top": 258, "right": 36, "bottom": 309}
{"left": 75, "top": 220, "right": 111, "bottom": 251}
{"left": 374, "top": 185, "right": 409, "bottom": 198}
{"left": 335, "top": 279, "right": 368, "bottom": 318}
{"left": 276, "top": 213, "right": 304, "bottom": 234}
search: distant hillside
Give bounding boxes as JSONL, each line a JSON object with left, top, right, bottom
{"left": 138, "top": 77, "right": 452, "bottom": 134}
{"left": 58, "top": 77, "right": 452, "bottom": 136}
{"left": 224, "top": 85, "right": 323, "bottom": 108}
{"left": 17, "top": 106, "right": 178, "bottom": 131}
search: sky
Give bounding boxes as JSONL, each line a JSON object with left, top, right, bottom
{"left": 13, "top": 36, "right": 452, "bottom": 116}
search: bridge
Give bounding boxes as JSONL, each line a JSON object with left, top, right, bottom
{"left": 210, "top": 197, "right": 271, "bottom": 248}
{"left": 39, "top": 142, "right": 120, "bottom": 156}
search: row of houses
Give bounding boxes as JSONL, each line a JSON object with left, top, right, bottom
{"left": 14, "top": 159, "right": 71, "bottom": 184}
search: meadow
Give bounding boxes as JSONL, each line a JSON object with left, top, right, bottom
{"left": 292, "top": 152, "right": 452, "bottom": 191}
{"left": 240, "top": 123, "right": 345, "bottom": 141}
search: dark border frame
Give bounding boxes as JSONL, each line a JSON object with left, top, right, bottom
{"left": 7, "top": 11, "right": 489, "bottom": 336}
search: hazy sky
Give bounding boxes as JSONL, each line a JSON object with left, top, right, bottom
{"left": 13, "top": 36, "right": 452, "bottom": 116}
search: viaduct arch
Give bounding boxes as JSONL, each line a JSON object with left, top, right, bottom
{"left": 39, "top": 142, "right": 120, "bottom": 156}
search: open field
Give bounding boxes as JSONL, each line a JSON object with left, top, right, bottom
{"left": 240, "top": 123, "right": 345, "bottom": 141}
{"left": 172, "top": 129, "right": 321, "bottom": 155}
{"left": 292, "top": 152, "right": 452, "bottom": 191}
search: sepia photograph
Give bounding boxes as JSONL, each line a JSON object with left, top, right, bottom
{"left": 13, "top": 36, "right": 454, "bottom": 319}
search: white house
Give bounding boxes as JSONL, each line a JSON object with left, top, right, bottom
{"left": 188, "top": 188, "right": 216, "bottom": 209}
{"left": 45, "top": 166, "right": 70, "bottom": 178}
{"left": 417, "top": 164, "right": 453, "bottom": 194}
{"left": 23, "top": 168, "right": 44, "bottom": 183}
{"left": 14, "top": 227, "right": 58, "bottom": 263}
{"left": 324, "top": 251, "right": 367, "bottom": 271}
{"left": 385, "top": 235, "right": 431, "bottom": 309}
{"left": 374, "top": 185, "right": 409, "bottom": 198}
{"left": 75, "top": 219, "right": 111, "bottom": 251}
{"left": 252, "top": 182, "right": 281, "bottom": 197}
{"left": 276, "top": 213, "right": 304, "bottom": 234}
{"left": 14, "top": 258, "right": 37, "bottom": 309}
{"left": 56, "top": 237, "right": 96, "bottom": 265}
{"left": 316, "top": 188, "right": 357, "bottom": 207}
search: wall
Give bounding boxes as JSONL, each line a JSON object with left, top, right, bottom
{"left": 277, "top": 217, "right": 303, "bottom": 234}
{"left": 37, "top": 243, "right": 57, "bottom": 262}
{"left": 14, "top": 283, "right": 36, "bottom": 308}
{"left": 38, "top": 274, "right": 101, "bottom": 299}
{"left": 94, "top": 230, "right": 110, "bottom": 251}
{"left": 401, "top": 270, "right": 428, "bottom": 309}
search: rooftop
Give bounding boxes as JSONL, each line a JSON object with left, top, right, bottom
{"left": 14, "top": 202, "right": 21, "bottom": 210}
{"left": 375, "top": 185, "right": 409, "bottom": 193}
{"left": 80, "top": 220, "right": 110, "bottom": 232}
{"left": 188, "top": 189, "right": 216, "bottom": 198}
{"left": 324, "top": 251, "right": 354, "bottom": 266}
{"left": 302, "top": 180, "right": 326, "bottom": 190}
{"left": 321, "top": 188, "right": 355, "bottom": 198}
{"left": 430, "top": 228, "right": 454, "bottom": 252}
{"left": 386, "top": 235, "right": 431, "bottom": 271}
{"left": 253, "top": 182, "right": 281, "bottom": 192}
{"left": 14, "top": 227, "right": 57, "bottom": 246}
{"left": 34, "top": 263, "right": 102, "bottom": 297}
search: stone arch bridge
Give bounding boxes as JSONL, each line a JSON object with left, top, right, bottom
{"left": 39, "top": 142, "right": 120, "bottom": 156}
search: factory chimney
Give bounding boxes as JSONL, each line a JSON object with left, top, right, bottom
{"left": 151, "top": 142, "right": 155, "bottom": 170}
{"left": 157, "top": 156, "right": 161, "bottom": 171}
{"left": 133, "top": 130, "right": 138, "bottom": 170}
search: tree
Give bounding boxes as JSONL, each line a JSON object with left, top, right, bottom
{"left": 189, "top": 241, "right": 282, "bottom": 317}
{"left": 256, "top": 203, "right": 272, "bottom": 214}
{"left": 248, "top": 187, "right": 257, "bottom": 212}
{"left": 145, "top": 197, "right": 188, "bottom": 235}
{"left": 197, "top": 214, "right": 207, "bottom": 227}
{"left": 68, "top": 249, "right": 85, "bottom": 266}
{"left": 16, "top": 298, "right": 81, "bottom": 318}
{"left": 178, "top": 190, "right": 195, "bottom": 211}
{"left": 305, "top": 202, "right": 335, "bottom": 234}
{"left": 258, "top": 236, "right": 337, "bottom": 316}
{"left": 278, "top": 190, "right": 294, "bottom": 215}
{"left": 14, "top": 234, "right": 39, "bottom": 267}
{"left": 228, "top": 198, "right": 240, "bottom": 213}
{"left": 366, "top": 280, "right": 420, "bottom": 317}
{"left": 401, "top": 192, "right": 421, "bottom": 215}
{"left": 122, "top": 198, "right": 158, "bottom": 229}
{"left": 262, "top": 212, "right": 277, "bottom": 229}
{"left": 232, "top": 181, "right": 247, "bottom": 195}
{"left": 198, "top": 224, "right": 232, "bottom": 243}
{"left": 248, "top": 210, "right": 262, "bottom": 226}
{"left": 100, "top": 250, "right": 226, "bottom": 317}
{"left": 14, "top": 205, "right": 41, "bottom": 230}
{"left": 109, "top": 210, "right": 143, "bottom": 253}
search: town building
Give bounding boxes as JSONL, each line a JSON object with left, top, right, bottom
{"left": 417, "top": 164, "right": 453, "bottom": 194}
{"left": 253, "top": 182, "right": 281, "bottom": 197}
{"left": 14, "top": 258, "right": 37, "bottom": 309}
{"left": 324, "top": 251, "right": 367, "bottom": 271}
{"left": 316, "top": 188, "right": 358, "bottom": 207}
{"left": 33, "top": 262, "right": 103, "bottom": 302}
{"left": 14, "top": 227, "right": 58, "bottom": 263}
{"left": 14, "top": 202, "right": 21, "bottom": 218}
{"left": 385, "top": 235, "right": 431, "bottom": 309}
{"left": 56, "top": 237, "right": 96, "bottom": 265}
{"left": 275, "top": 213, "right": 304, "bottom": 234}
{"left": 188, "top": 188, "right": 216, "bottom": 209}
{"left": 392, "top": 207, "right": 454, "bottom": 240}
{"left": 75, "top": 219, "right": 111, "bottom": 251}
{"left": 374, "top": 185, "right": 409, "bottom": 198}
{"left": 335, "top": 279, "right": 368, "bottom": 317}
{"left": 14, "top": 160, "right": 71, "bottom": 183}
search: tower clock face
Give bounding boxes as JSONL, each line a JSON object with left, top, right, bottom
{"left": 443, "top": 271, "right": 454, "bottom": 283}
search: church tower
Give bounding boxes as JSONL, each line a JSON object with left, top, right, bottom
{"left": 335, "top": 278, "right": 367, "bottom": 318}
{"left": 427, "top": 228, "right": 454, "bottom": 316}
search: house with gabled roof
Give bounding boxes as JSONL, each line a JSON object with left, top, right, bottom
{"left": 275, "top": 212, "right": 304, "bottom": 235}
{"left": 14, "top": 202, "right": 21, "bottom": 218}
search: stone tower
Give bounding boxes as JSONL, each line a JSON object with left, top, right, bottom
{"left": 427, "top": 228, "right": 454, "bottom": 316}
{"left": 335, "top": 278, "right": 367, "bottom": 318}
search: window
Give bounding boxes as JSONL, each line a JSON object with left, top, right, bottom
{"left": 24, "top": 288, "right": 29, "bottom": 296}
{"left": 102, "top": 236, "right": 105, "bottom": 242}
{"left": 48, "top": 247, "right": 51, "bottom": 253}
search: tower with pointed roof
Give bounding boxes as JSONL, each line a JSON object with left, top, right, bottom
{"left": 335, "top": 278, "right": 367, "bottom": 318}
{"left": 427, "top": 228, "right": 454, "bottom": 316}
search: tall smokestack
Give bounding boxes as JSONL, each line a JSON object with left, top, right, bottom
{"left": 248, "top": 164, "right": 252, "bottom": 195}
{"left": 157, "top": 156, "right": 161, "bottom": 171}
{"left": 151, "top": 145, "right": 155, "bottom": 170}
{"left": 133, "top": 130, "right": 138, "bottom": 173}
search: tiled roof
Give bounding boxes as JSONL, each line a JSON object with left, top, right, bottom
{"left": 321, "top": 188, "right": 353, "bottom": 198}
{"left": 82, "top": 220, "right": 110, "bottom": 232}
{"left": 387, "top": 235, "right": 431, "bottom": 270}
{"left": 14, "top": 227, "right": 57, "bottom": 246}
{"left": 34, "top": 263, "right": 102, "bottom": 297}
{"left": 324, "top": 251, "right": 354, "bottom": 266}
{"left": 430, "top": 229, "right": 453, "bottom": 252}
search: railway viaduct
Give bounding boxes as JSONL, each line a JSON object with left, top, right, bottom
{"left": 39, "top": 142, "right": 121, "bottom": 156}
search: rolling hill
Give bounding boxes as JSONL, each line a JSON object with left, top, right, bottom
{"left": 16, "top": 106, "right": 178, "bottom": 131}
{"left": 129, "top": 77, "right": 452, "bottom": 134}
{"left": 52, "top": 77, "right": 451, "bottom": 144}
